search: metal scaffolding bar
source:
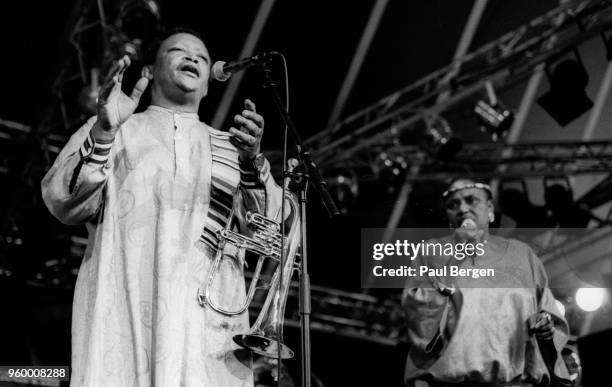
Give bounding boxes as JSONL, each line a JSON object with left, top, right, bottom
{"left": 437, "top": 0, "right": 488, "bottom": 102}
{"left": 316, "top": 140, "right": 612, "bottom": 182}
{"left": 583, "top": 61, "right": 612, "bottom": 140}
{"left": 326, "top": 0, "right": 389, "bottom": 127}
{"left": 212, "top": 0, "right": 276, "bottom": 129}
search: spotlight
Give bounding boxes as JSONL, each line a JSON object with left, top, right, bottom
{"left": 375, "top": 152, "right": 409, "bottom": 194}
{"left": 327, "top": 169, "right": 359, "bottom": 215}
{"left": 474, "top": 100, "right": 514, "bottom": 141}
{"left": 474, "top": 83, "right": 514, "bottom": 141}
{"left": 422, "top": 115, "right": 462, "bottom": 160}
{"left": 473, "top": 82, "right": 514, "bottom": 141}
{"left": 537, "top": 57, "right": 593, "bottom": 126}
{"left": 575, "top": 287, "right": 605, "bottom": 312}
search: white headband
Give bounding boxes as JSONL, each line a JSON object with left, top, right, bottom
{"left": 442, "top": 182, "right": 493, "bottom": 199}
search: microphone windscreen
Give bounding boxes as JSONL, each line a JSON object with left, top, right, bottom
{"left": 461, "top": 218, "right": 477, "bottom": 229}
{"left": 211, "top": 61, "right": 230, "bottom": 82}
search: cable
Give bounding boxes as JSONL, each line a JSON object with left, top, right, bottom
{"left": 276, "top": 51, "right": 289, "bottom": 387}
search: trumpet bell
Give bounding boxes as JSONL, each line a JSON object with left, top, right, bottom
{"left": 233, "top": 334, "right": 294, "bottom": 359}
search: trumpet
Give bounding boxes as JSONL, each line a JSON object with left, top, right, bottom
{"left": 198, "top": 191, "right": 301, "bottom": 359}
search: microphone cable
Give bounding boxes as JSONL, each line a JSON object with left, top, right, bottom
{"left": 277, "top": 51, "right": 289, "bottom": 387}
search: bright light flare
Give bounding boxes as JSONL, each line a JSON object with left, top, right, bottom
{"left": 575, "top": 288, "right": 606, "bottom": 312}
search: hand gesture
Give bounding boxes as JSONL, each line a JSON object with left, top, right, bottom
{"left": 229, "top": 99, "right": 264, "bottom": 160}
{"left": 96, "top": 55, "right": 152, "bottom": 133}
{"left": 529, "top": 311, "right": 555, "bottom": 340}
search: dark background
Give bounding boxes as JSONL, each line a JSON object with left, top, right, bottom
{"left": 1, "top": 1, "right": 610, "bottom": 386}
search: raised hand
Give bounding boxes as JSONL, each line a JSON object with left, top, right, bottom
{"left": 229, "top": 99, "right": 264, "bottom": 161}
{"left": 94, "top": 55, "right": 152, "bottom": 138}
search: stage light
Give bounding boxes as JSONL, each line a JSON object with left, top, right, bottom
{"left": 474, "top": 82, "right": 514, "bottom": 141}
{"left": 327, "top": 169, "right": 359, "bottom": 215}
{"left": 575, "top": 288, "right": 605, "bottom": 312}
{"left": 422, "top": 115, "right": 462, "bottom": 160}
{"left": 537, "top": 58, "right": 593, "bottom": 126}
{"left": 374, "top": 152, "right": 409, "bottom": 194}
{"left": 474, "top": 100, "right": 514, "bottom": 141}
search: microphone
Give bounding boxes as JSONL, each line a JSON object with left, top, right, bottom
{"left": 211, "top": 52, "right": 274, "bottom": 82}
{"left": 460, "top": 218, "right": 477, "bottom": 229}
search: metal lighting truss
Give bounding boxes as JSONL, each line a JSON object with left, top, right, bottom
{"left": 331, "top": 141, "right": 612, "bottom": 182}
{"left": 300, "top": 0, "right": 612, "bottom": 179}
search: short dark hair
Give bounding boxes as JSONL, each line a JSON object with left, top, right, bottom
{"left": 142, "top": 27, "right": 206, "bottom": 65}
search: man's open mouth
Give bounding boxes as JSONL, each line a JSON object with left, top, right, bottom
{"left": 178, "top": 63, "right": 200, "bottom": 77}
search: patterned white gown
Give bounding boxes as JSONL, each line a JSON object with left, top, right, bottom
{"left": 42, "top": 106, "right": 283, "bottom": 387}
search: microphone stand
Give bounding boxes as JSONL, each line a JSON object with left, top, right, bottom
{"left": 257, "top": 58, "right": 339, "bottom": 387}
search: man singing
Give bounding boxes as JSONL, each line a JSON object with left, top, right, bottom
{"left": 403, "top": 178, "right": 572, "bottom": 387}
{"left": 42, "top": 28, "right": 283, "bottom": 386}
